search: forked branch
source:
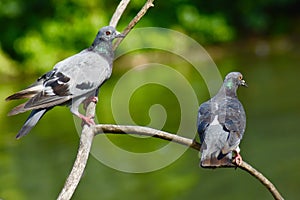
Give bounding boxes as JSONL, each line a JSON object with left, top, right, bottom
{"left": 112, "top": 0, "right": 154, "bottom": 50}
{"left": 57, "top": 1, "right": 154, "bottom": 199}
{"left": 57, "top": 0, "right": 284, "bottom": 199}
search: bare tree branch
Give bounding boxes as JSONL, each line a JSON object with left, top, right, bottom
{"left": 93, "top": 124, "right": 284, "bottom": 200}
{"left": 57, "top": 102, "right": 96, "bottom": 200}
{"left": 238, "top": 162, "right": 284, "bottom": 200}
{"left": 57, "top": 1, "right": 154, "bottom": 199}
{"left": 113, "top": 0, "right": 155, "bottom": 50}
{"left": 94, "top": 124, "right": 201, "bottom": 150}
{"left": 109, "top": 0, "right": 131, "bottom": 28}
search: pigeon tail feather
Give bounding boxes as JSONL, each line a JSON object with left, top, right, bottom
{"left": 6, "top": 84, "right": 43, "bottom": 101}
{"left": 6, "top": 91, "right": 37, "bottom": 101}
{"left": 200, "top": 152, "right": 235, "bottom": 168}
{"left": 8, "top": 103, "right": 28, "bottom": 116}
{"left": 16, "top": 108, "right": 49, "bottom": 139}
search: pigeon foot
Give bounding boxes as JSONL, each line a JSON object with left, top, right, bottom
{"left": 233, "top": 151, "right": 243, "bottom": 166}
{"left": 78, "top": 113, "right": 95, "bottom": 126}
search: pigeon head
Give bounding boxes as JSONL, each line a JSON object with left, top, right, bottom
{"left": 223, "top": 72, "right": 247, "bottom": 91}
{"left": 90, "top": 26, "right": 124, "bottom": 49}
{"left": 90, "top": 26, "right": 124, "bottom": 55}
{"left": 95, "top": 26, "right": 124, "bottom": 42}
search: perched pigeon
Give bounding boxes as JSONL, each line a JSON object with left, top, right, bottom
{"left": 197, "top": 72, "right": 247, "bottom": 168}
{"left": 6, "top": 26, "right": 123, "bottom": 139}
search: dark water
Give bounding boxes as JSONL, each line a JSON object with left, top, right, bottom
{"left": 1, "top": 36, "right": 299, "bottom": 199}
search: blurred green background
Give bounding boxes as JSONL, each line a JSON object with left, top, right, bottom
{"left": 1, "top": 0, "right": 300, "bottom": 199}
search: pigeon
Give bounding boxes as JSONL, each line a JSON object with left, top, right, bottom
{"left": 6, "top": 26, "right": 123, "bottom": 139}
{"left": 197, "top": 72, "right": 247, "bottom": 168}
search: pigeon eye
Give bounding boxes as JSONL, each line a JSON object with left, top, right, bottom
{"left": 105, "top": 31, "right": 111, "bottom": 36}
{"left": 238, "top": 75, "right": 243, "bottom": 80}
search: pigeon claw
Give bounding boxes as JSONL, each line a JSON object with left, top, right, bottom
{"left": 78, "top": 114, "right": 95, "bottom": 126}
{"left": 233, "top": 152, "right": 243, "bottom": 166}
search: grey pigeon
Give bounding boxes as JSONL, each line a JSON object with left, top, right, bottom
{"left": 6, "top": 26, "right": 123, "bottom": 139}
{"left": 197, "top": 72, "right": 247, "bottom": 168}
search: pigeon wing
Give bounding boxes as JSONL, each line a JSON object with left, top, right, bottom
{"left": 54, "top": 50, "right": 112, "bottom": 98}
{"left": 7, "top": 68, "right": 71, "bottom": 115}
{"left": 221, "top": 98, "right": 246, "bottom": 154}
{"left": 23, "top": 69, "right": 71, "bottom": 109}
{"left": 197, "top": 100, "right": 212, "bottom": 144}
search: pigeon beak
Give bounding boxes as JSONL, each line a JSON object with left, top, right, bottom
{"left": 241, "top": 79, "right": 248, "bottom": 87}
{"left": 115, "top": 31, "right": 125, "bottom": 38}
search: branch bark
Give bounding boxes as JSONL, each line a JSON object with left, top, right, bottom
{"left": 94, "top": 124, "right": 201, "bottom": 151}
{"left": 93, "top": 124, "right": 284, "bottom": 200}
{"left": 109, "top": 0, "right": 131, "bottom": 28}
{"left": 57, "top": 116, "right": 95, "bottom": 200}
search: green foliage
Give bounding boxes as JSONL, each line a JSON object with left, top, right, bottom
{"left": 2, "top": 0, "right": 110, "bottom": 73}
{"left": 0, "top": 0, "right": 299, "bottom": 75}
{"left": 177, "top": 5, "right": 235, "bottom": 43}
{"left": 1, "top": 0, "right": 300, "bottom": 199}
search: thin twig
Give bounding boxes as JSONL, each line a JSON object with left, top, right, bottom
{"left": 109, "top": 0, "right": 131, "bottom": 28}
{"left": 238, "top": 162, "right": 284, "bottom": 200}
{"left": 113, "top": 0, "right": 155, "bottom": 50}
{"left": 93, "top": 124, "right": 200, "bottom": 151}
{"left": 93, "top": 124, "right": 284, "bottom": 200}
